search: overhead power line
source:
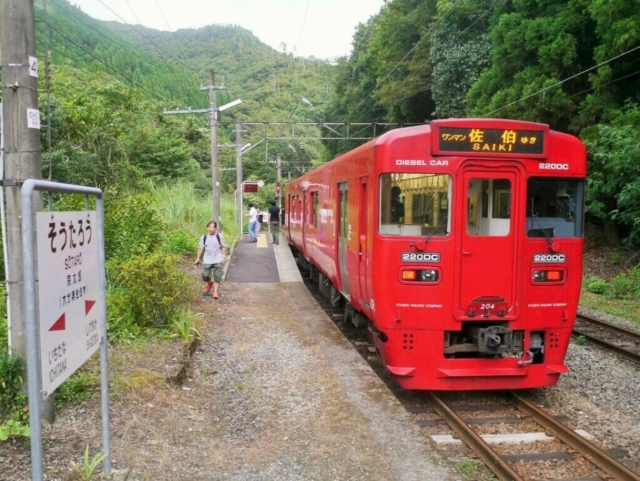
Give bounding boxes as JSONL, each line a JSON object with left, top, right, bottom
{"left": 481, "top": 43, "right": 640, "bottom": 117}
{"left": 296, "top": 0, "right": 310, "bottom": 55}
{"left": 343, "top": 0, "right": 461, "bottom": 123}
{"left": 95, "top": 0, "right": 200, "bottom": 77}
{"left": 48, "top": 0, "right": 188, "bottom": 90}
{"left": 152, "top": 0, "right": 191, "bottom": 62}
{"left": 43, "top": 21, "right": 168, "bottom": 101}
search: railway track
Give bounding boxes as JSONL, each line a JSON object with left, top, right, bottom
{"left": 299, "top": 269, "right": 640, "bottom": 479}
{"left": 574, "top": 313, "right": 640, "bottom": 364}
{"left": 411, "top": 392, "right": 640, "bottom": 481}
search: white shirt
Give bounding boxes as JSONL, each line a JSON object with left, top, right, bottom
{"left": 198, "top": 233, "right": 227, "bottom": 264}
{"left": 249, "top": 206, "right": 258, "bottom": 223}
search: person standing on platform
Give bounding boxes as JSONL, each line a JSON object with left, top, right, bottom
{"left": 194, "top": 220, "right": 227, "bottom": 299}
{"left": 255, "top": 207, "right": 263, "bottom": 237}
{"left": 268, "top": 200, "right": 281, "bottom": 245}
{"left": 247, "top": 203, "right": 258, "bottom": 242}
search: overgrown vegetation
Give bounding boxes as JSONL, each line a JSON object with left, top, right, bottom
{"left": 2, "top": 0, "right": 640, "bottom": 447}
{"left": 0, "top": 287, "right": 29, "bottom": 440}
{"left": 0, "top": 182, "right": 232, "bottom": 439}
{"left": 584, "top": 268, "right": 640, "bottom": 302}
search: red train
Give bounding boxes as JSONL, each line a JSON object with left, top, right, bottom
{"left": 284, "top": 119, "right": 586, "bottom": 390}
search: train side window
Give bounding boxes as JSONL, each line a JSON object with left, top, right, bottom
{"left": 311, "top": 191, "right": 319, "bottom": 228}
{"left": 379, "top": 173, "right": 451, "bottom": 236}
{"left": 526, "top": 178, "right": 584, "bottom": 238}
{"left": 467, "top": 178, "right": 511, "bottom": 236}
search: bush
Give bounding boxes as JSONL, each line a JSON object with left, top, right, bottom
{"left": 163, "top": 230, "right": 194, "bottom": 256}
{"left": 609, "top": 267, "right": 640, "bottom": 300}
{"left": 584, "top": 276, "right": 608, "bottom": 295}
{"left": 104, "top": 193, "right": 165, "bottom": 262}
{"left": 105, "top": 285, "right": 142, "bottom": 342}
{"left": 109, "top": 252, "right": 192, "bottom": 328}
{"left": 55, "top": 370, "right": 99, "bottom": 408}
{"left": 0, "top": 349, "right": 29, "bottom": 440}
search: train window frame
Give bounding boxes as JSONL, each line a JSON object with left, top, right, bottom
{"left": 379, "top": 173, "right": 452, "bottom": 237}
{"left": 525, "top": 177, "right": 584, "bottom": 239}
{"left": 311, "top": 191, "right": 319, "bottom": 228}
{"left": 467, "top": 177, "right": 512, "bottom": 237}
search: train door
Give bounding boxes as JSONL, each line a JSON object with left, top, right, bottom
{"left": 302, "top": 190, "right": 308, "bottom": 256}
{"left": 458, "top": 168, "right": 518, "bottom": 317}
{"left": 358, "top": 178, "right": 369, "bottom": 308}
{"left": 337, "top": 183, "right": 350, "bottom": 297}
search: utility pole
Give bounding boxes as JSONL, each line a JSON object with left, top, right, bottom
{"left": 276, "top": 154, "right": 282, "bottom": 209}
{"left": 165, "top": 70, "right": 233, "bottom": 228}
{"left": 206, "top": 70, "right": 223, "bottom": 227}
{"left": 1, "top": 0, "right": 48, "bottom": 418}
{"left": 235, "top": 118, "right": 243, "bottom": 235}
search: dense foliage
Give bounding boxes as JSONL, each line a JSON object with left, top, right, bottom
{"left": 1, "top": 0, "right": 639, "bottom": 441}
{"left": 328, "top": 0, "right": 640, "bottom": 246}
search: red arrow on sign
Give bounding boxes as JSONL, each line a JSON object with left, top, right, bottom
{"left": 49, "top": 313, "right": 65, "bottom": 331}
{"left": 85, "top": 300, "right": 96, "bottom": 315}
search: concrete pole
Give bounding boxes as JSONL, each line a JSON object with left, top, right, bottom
{"left": 235, "top": 118, "right": 243, "bottom": 235}
{"left": 1, "top": 0, "right": 50, "bottom": 420}
{"left": 208, "top": 70, "right": 220, "bottom": 227}
{"left": 277, "top": 154, "right": 282, "bottom": 209}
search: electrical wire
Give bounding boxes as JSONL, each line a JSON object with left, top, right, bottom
{"left": 296, "top": 0, "right": 310, "bottom": 56}
{"left": 481, "top": 43, "right": 640, "bottom": 117}
{"left": 43, "top": 21, "right": 169, "bottom": 101}
{"left": 152, "top": 0, "right": 191, "bottom": 62}
{"left": 343, "top": 0, "right": 461, "bottom": 123}
{"left": 48, "top": 0, "right": 190, "bottom": 89}
{"left": 95, "top": 0, "right": 200, "bottom": 77}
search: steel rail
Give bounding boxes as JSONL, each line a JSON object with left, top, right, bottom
{"left": 427, "top": 392, "right": 525, "bottom": 481}
{"left": 511, "top": 393, "right": 640, "bottom": 481}
{"left": 574, "top": 315, "right": 640, "bottom": 364}
{"left": 577, "top": 313, "right": 640, "bottom": 341}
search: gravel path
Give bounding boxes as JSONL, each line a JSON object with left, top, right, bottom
{"left": 2, "top": 279, "right": 640, "bottom": 480}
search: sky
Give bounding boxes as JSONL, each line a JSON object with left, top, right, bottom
{"left": 70, "top": 0, "right": 387, "bottom": 59}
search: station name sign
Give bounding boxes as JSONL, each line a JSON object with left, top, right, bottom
{"left": 438, "top": 127, "right": 544, "bottom": 155}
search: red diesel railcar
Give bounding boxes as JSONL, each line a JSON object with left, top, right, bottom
{"left": 284, "top": 118, "right": 586, "bottom": 390}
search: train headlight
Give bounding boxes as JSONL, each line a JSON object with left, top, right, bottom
{"left": 532, "top": 270, "right": 564, "bottom": 282}
{"left": 420, "top": 270, "right": 438, "bottom": 282}
{"left": 401, "top": 269, "right": 440, "bottom": 283}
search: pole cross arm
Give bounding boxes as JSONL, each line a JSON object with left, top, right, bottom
{"left": 163, "top": 108, "right": 211, "bottom": 115}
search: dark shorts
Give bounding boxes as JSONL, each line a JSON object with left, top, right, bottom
{"left": 202, "top": 263, "right": 223, "bottom": 283}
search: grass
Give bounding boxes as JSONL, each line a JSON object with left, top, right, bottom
{"left": 579, "top": 291, "right": 640, "bottom": 327}
{"left": 150, "top": 182, "right": 240, "bottom": 243}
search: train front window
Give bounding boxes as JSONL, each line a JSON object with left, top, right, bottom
{"left": 467, "top": 178, "right": 512, "bottom": 236}
{"left": 526, "top": 178, "right": 584, "bottom": 238}
{"left": 379, "top": 173, "right": 451, "bottom": 236}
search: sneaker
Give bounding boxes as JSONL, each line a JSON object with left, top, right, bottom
{"left": 204, "top": 281, "right": 213, "bottom": 293}
{"left": 213, "top": 292, "right": 220, "bottom": 299}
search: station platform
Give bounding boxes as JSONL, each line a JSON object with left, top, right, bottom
{"left": 200, "top": 229, "right": 460, "bottom": 480}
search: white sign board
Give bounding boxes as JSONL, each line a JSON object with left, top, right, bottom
{"left": 37, "top": 211, "right": 103, "bottom": 398}
{"left": 29, "top": 56, "right": 38, "bottom": 77}
{"left": 27, "top": 108, "right": 40, "bottom": 129}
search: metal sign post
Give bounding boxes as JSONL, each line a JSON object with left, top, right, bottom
{"left": 21, "top": 179, "right": 110, "bottom": 481}
{"left": 36, "top": 210, "right": 102, "bottom": 398}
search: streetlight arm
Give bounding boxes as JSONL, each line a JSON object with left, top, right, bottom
{"left": 240, "top": 138, "right": 265, "bottom": 154}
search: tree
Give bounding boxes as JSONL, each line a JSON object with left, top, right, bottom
{"left": 582, "top": 102, "right": 640, "bottom": 246}
{"left": 466, "top": 0, "right": 597, "bottom": 132}
{"left": 430, "top": 0, "right": 492, "bottom": 118}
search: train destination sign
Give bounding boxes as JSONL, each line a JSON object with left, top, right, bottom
{"left": 37, "top": 211, "right": 104, "bottom": 398}
{"left": 438, "top": 127, "right": 544, "bottom": 155}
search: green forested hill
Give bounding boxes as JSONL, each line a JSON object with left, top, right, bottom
{"left": 24, "top": 0, "right": 640, "bottom": 247}
{"left": 32, "top": 0, "right": 336, "bottom": 189}
{"left": 326, "top": 0, "right": 640, "bottom": 247}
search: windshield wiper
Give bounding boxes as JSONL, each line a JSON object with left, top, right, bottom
{"left": 420, "top": 215, "right": 448, "bottom": 245}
